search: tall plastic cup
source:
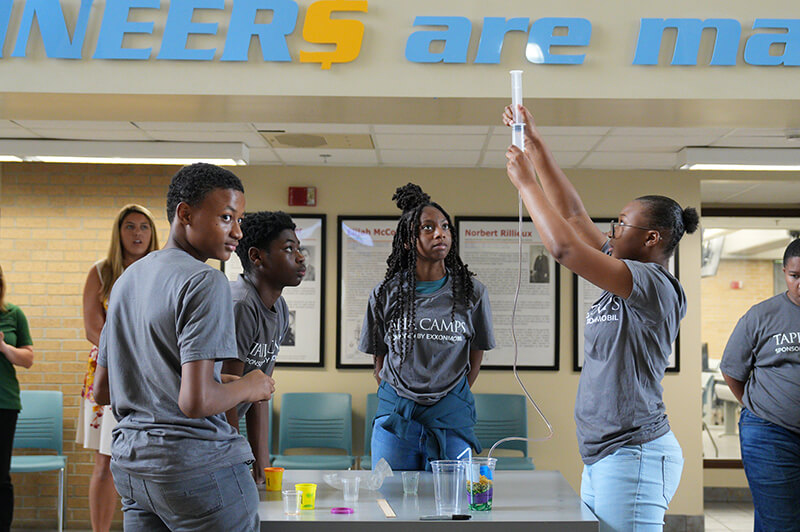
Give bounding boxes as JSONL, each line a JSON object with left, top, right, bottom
{"left": 431, "top": 460, "right": 465, "bottom": 515}
{"left": 463, "top": 457, "right": 497, "bottom": 511}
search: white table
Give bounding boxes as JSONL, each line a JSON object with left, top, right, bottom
{"left": 259, "top": 469, "right": 598, "bottom": 531}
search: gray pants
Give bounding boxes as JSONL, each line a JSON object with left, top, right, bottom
{"left": 110, "top": 461, "right": 259, "bottom": 532}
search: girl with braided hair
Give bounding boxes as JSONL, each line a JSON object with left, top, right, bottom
{"left": 359, "top": 183, "right": 496, "bottom": 471}
{"left": 504, "top": 105, "right": 698, "bottom": 532}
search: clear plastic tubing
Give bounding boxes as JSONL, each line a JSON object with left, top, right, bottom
{"left": 510, "top": 70, "right": 525, "bottom": 151}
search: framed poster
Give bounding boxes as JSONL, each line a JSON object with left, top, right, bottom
{"left": 336, "top": 216, "right": 398, "bottom": 368}
{"left": 572, "top": 218, "right": 680, "bottom": 372}
{"left": 456, "top": 217, "right": 560, "bottom": 370}
{"left": 223, "top": 214, "right": 326, "bottom": 367}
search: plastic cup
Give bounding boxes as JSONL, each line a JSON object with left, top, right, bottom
{"left": 402, "top": 471, "right": 419, "bottom": 495}
{"left": 264, "top": 467, "right": 284, "bottom": 492}
{"left": 431, "top": 460, "right": 465, "bottom": 515}
{"left": 295, "top": 483, "right": 317, "bottom": 510}
{"left": 464, "top": 457, "right": 497, "bottom": 511}
{"left": 282, "top": 490, "right": 301, "bottom": 515}
{"left": 342, "top": 476, "right": 360, "bottom": 503}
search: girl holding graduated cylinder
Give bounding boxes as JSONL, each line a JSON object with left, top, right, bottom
{"left": 504, "top": 105, "right": 697, "bottom": 531}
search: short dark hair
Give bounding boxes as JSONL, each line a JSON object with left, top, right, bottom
{"left": 637, "top": 195, "right": 699, "bottom": 256}
{"left": 235, "top": 211, "right": 296, "bottom": 273}
{"left": 784, "top": 239, "right": 800, "bottom": 266}
{"left": 166, "top": 163, "right": 244, "bottom": 223}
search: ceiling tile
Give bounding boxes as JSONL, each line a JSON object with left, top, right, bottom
{"left": 274, "top": 148, "right": 378, "bottom": 166}
{"left": 146, "top": 130, "right": 268, "bottom": 147}
{"left": 27, "top": 129, "right": 151, "bottom": 141}
{"left": 134, "top": 122, "right": 255, "bottom": 132}
{"left": 726, "top": 128, "right": 789, "bottom": 137}
{"left": 595, "top": 135, "right": 721, "bottom": 152}
{"left": 381, "top": 150, "right": 480, "bottom": 166}
{"left": 536, "top": 126, "right": 611, "bottom": 136}
{"left": 703, "top": 181, "right": 800, "bottom": 204}
{"left": 609, "top": 127, "right": 730, "bottom": 138}
{"left": 246, "top": 147, "right": 280, "bottom": 164}
{"left": 579, "top": 152, "right": 678, "bottom": 170}
{"left": 373, "top": 125, "right": 490, "bottom": 135}
{"left": 14, "top": 120, "right": 138, "bottom": 130}
{"left": 252, "top": 123, "right": 371, "bottom": 134}
{"left": 0, "top": 130, "right": 40, "bottom": 139}
{"left": 700, "top": 181, "right": 761, "bottom": 203}
{"left": 710, "top": 136, "right": 800, "bottom": 148}
{"left": 375, "top": 133, "right": 486, "bottom": 151}
{"left": 487, "top": 134, "right": 600, "bottom": 151}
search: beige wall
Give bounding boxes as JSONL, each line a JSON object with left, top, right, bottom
{"left": 701, "top": 258, "right": 775, "bottom": 360}
{"left": 1, "top": 161, "right": 703, "bottom": 527}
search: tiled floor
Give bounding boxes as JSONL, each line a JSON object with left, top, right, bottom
{"left": 704, "top": 501, "right": 755, "bottom": 531}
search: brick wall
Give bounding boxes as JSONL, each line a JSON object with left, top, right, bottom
{"left": 1, "top": 162, "right": 173, "bottom": 530}
{"left": 701, "top": 258, "right": 776, "bottom": 361}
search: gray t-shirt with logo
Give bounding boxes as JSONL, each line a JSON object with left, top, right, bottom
{"left": 98, "top": 248, "right": 253, "bottom": 481}
{"left": 720, "top": 293, "right": 800, "bottom": 434}
{"left": 230, "top": 274, "right": 288, "bottom": 416}
{"left": 575, "top": 249, "right": 685, "bottom": 465}
{"left": 359, "top": 275, "right": 495, "bottom": 405}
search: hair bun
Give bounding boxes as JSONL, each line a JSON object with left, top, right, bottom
{"left": 682, "top": 207, "right": 700, "bottom": 235}
{"left": 392, "top": 183, "right": 430, "bottom": 212}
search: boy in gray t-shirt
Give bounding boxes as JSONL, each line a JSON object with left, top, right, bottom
{"left": 94, "top": 164, "right": 274, "bottom": 532}
{"left": 223, "top": 211, "right": 306, "bottom": 484}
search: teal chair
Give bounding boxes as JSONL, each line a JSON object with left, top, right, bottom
{"left": 272, "top": 393, "right": 355, "bottom": 470}
{"left": 473, "top": 393, "right": 535, "bottom": 470}
{"left": 359, "top": 393, "right": 379, "bottom": 470}
{"left": 237, "top": 397, "right": 273, "bottom": 462}
{"left": 11, "top": 390, "right": 67, "bottom": 532}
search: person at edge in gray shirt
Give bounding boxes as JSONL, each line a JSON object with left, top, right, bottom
{"left": 720, "top": 238, "right": 800, "bottom": 532}
{"left": 94, "top": 163, "right": 274, "bottom": 532}
{"left": 223, "top": 211, "right": 306, "bottom": 484}
{"left": 504, "top": 104, "right": 699, "bottom": 532}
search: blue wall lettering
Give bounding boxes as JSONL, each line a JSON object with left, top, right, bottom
{"left": 527, "top": 17, "right": 591, "bottom": 64}
{"left": 633, "top": 18, "right": 740, "bottom": 66}
{"left": 405, "top": 16, "right": 471, "bottom": 63}
{"left": 0, "top": 0, "right": 12, "bottom": 58}
{"left": 474, "top": 17, "right": 529, "bottom": 64}
{"left": 11, "top": 0, "right": 93, "bottom": 58}
{"left": 94, "top": 0, "right": 158, "bottom": 59}
{"left": 158, "top": 0, "right": 223, "bottom": 60}
{"left": 221, "top": 0, "right": 298, "bottom": 61}
{"left": 744, "top": 19, "right": 800, "bottom": 66}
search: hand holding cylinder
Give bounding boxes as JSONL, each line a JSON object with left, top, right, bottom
{"left": 510, "top": 70, "right": 525, "bottom": 151}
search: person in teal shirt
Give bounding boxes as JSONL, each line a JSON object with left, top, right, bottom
{"left": 0, "top": 264, "right": 35, "bottom": 532}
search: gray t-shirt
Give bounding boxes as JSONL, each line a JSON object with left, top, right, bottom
{"left": 359, "top": 275, "right": 495, "bottom": 405}
{"left": 98, "top": 248, "right": 253, "bottom": 480}
{"left": 231, "top": 274, "right": 288, "bottom": 416}
{"left": 575, "top": 250, "right": 685, "bottom": 465}
{"left": 720, "top": 293, "right": 800, "bottom": 434}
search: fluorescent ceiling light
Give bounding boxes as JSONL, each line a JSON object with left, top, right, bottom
{"left": 679, "top": 147, "right": 800, "bottom": 171}
{"left": 0, "top": 155, "right": 22, "bottom": 162}
{"left": 0, "top": 140, "right": 249, "bottom": 165}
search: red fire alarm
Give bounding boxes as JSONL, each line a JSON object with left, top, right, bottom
{"left": 288, "top": 186, "right": 317, "bottom": 206}
{"left": 730, "top": 280, "right": 743, "bottom": 290}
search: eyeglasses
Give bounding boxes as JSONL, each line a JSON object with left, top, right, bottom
{"left": 609, "top": 220, "right": 661, "bottom": 240}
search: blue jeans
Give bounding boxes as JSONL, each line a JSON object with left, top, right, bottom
{"left": 110, "top": 461, "right": 259, "bottom": 532}
{"left": 371, "top": 415, "right": 471, "bottom": 471}
{"left": 739, "top": 408, "right": 800, "bottom": 532}
{"left": 581, "top": 431, "right": 683, "bottom": 532}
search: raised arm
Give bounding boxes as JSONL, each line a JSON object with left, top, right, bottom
{"left": 82, "top": 265, "right": 105, "bottom": 346}
{"left": 506, "top": 145, "right": 633, "bottom": 298}
{"left": 503, "top": 105, "right": 606, "bottom": 250}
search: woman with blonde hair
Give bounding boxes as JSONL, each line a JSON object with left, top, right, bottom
{"left": 78, "top": 204, "right": 158, "bottom": 532}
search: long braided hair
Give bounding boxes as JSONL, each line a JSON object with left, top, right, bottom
{"left": 373, "top": 183, "right": 475, "bottom": 368}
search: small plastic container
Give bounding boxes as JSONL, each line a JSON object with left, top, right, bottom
{"left": 295, "top": 483, "right": 317, "bottom": 510}
{"left": 402, "top": 471, "right": 419, "bottom": 495}
{"left": 342, "top": 476, "right": 360, "bottom": 503}
{"left": 463, "top": 457, "right": 497, "bottom": 511}
{"left": 282, "top": 490, "right": 301, "bottom": 515}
